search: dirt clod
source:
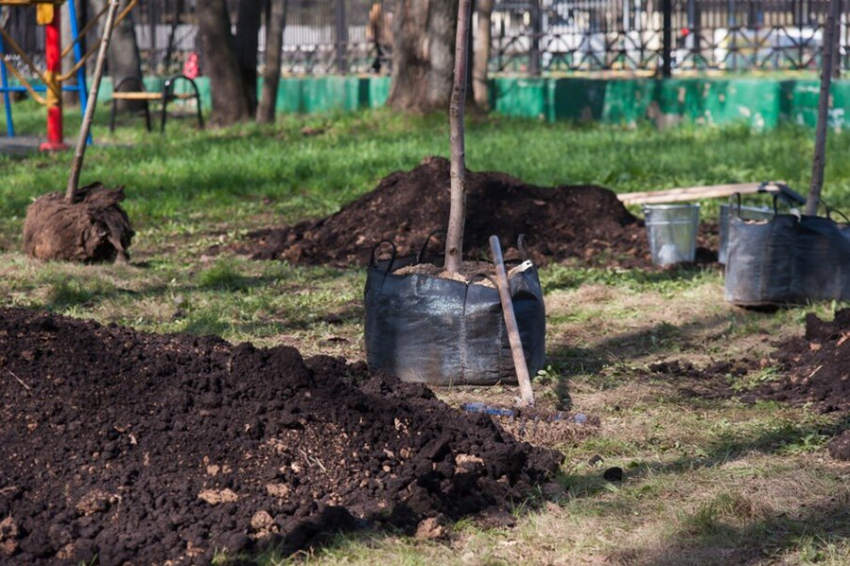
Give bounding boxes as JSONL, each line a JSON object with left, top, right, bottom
{"left": 242, "top": 156, "right": 717, "bottom": 269}
{"left": 22, "top": 183, "right": 134, "bottom": 263}
{"left": 250, "top": 510, "right": 276, "bottom": 534}
{"left": 414, "top": 517, "right": 445, "bottom": 540}
{"left": 0, "top": 516, "right": 20, "bottom": 556}
{"left": 0, "top": 308, "right": 561, "bottom": 564}
{"left": 603, "top": 467, "right": 624, "bottom": 482}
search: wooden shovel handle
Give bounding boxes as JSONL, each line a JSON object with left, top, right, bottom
{"left": 489, "top": 235, "right": 535, "bottom": 407}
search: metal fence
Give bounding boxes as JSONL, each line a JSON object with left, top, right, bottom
{"left": 493, "top": 0, "right": 846, "bottom": 74}
{"left": 1, "top": 0, "right": 847, "bottom": 77}
{"left": 113, "top": 0, "right": 394, "bottom": 75}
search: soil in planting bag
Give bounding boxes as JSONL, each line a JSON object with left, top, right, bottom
{"left": 364, "top": 236, "right": 546, "bottom": 386}
{"left": 725, "top": 197, "right": 850, "bottom": 306}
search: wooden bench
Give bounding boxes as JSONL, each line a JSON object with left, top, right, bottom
{"left": 109, "top": 74, "right": 204, "bottom": 133}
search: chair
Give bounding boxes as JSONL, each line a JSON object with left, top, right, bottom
{"left": 109, "top": 74, "right": 204, "bottom": 133}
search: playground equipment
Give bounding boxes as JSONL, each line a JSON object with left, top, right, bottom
{"left": 0, "top": 0, "right": 137, "bottom": 150}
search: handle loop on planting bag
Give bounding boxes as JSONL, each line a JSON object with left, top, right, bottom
{"left": 370, "top": 239, "right": 397, "bottom": 274}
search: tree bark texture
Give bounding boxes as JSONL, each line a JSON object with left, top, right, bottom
{"left": 91, "top": 0, "right": 144, "bottom": 111}
{"left": 257, "top": 0, "right": 286, "bottom": 124}
{"left": 387, "top": 0, "right": 459, "bottom": 113}
{"left": 235, "top": 0, "right": 263, "bottom": 115}
{"left": 196, "top": 0, "right": 252, "bottom": 126}
{"left": 444, "top": 0, "right": 471, "bottom": 273}
{"left": 473, "top": 0, "right": 492, "bottom": 110}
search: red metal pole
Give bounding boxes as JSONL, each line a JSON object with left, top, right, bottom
{"left": 40, "top": 3, "right": 67, "bottom": 151}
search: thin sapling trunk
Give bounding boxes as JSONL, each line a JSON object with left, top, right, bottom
{"left": 445, "top": 0, "right": 471, "bottom": 274}
{"left": 807, "top": 0, "right": 842, "bottom": 216}
{"left": 66, "top": 0, "right": 120, "bottom": 202}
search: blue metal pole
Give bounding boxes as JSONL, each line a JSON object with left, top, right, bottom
{"left": 0, "top": 29, "right": 15, "bottom": 137}
{"left": 67, "top": 0, "right": 92, "bottom": 144}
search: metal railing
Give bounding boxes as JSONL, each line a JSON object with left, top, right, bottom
{"left": 1, "top": 0, "right": 846, "bottom": 77}
{"left": 493, "top": 0, "right": 846, "bottom": 74}
{"left": 126, "top": 0, "right": 393, "bottom": 76}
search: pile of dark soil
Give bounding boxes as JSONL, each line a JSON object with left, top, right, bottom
{"left": 242, "top": 156, "right": 717, "bottom": 268}
{"left": 0, "top": 308, "right": 561, "bottom": 565}
{"left": 746, "top": 309, "right": 850, "bottom": 414}
{"left": 22, "top": 183, "right": 134, "bottom": 263}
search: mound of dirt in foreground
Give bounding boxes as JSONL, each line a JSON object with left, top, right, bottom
{"left": 243, "top": 156, "right": 716, "bottom": 268}
{"left": 746, "top": 309, "right": 850, "bottom": 414}
{"left": 0, "top": 308, "right": 561, "bottom": 565}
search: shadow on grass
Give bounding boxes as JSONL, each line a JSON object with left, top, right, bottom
{"left": 546, "top": 312, "right": 738, "bottom": 393}
{"left": 565, "top": 415, "right": 849, "bottom": 503}
{"left": 624, "top": 494, "right": 850, "bottom": 566}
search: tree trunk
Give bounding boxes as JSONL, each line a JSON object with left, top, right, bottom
{"left": 257, "top": 0, "right": 286, "bottom": 124}
{"left": 235, "top": 0, "right": 263, "bottom": 115}
{"left": 473, "top": 0, "right": 492, "bottom": 110}
{"left": 90, "top": 0, "right": 143, "bottom": 111}
{"left": 387, "top": 0, "right": 459, "bottom": 113}
{"left": 445, "top": 0, "right": 471, "bottom": 273}
{"left": 61, "top": 0, "right": 79, "bottom": 105}
{"left": 196, "top": 0, "right": 252, "bottom": 126}
{"left": 807, "top": 0, "right": 842, "bottom": 216}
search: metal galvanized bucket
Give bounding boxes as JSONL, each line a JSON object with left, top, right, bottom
{"left": 718, "top": 204, "right": 773, "bottom": 264}
{"left": 643, "top": 204, "right": 700, "bottom": 266}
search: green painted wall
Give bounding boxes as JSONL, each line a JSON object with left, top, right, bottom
{"left": 93, "top": 75, "right": 390, "bottom": 116}
{"left": 9, "top": 75, "right": 850, "bottom": 131}
{"left": 490, "top": 76, "right": 848, "bottom": 130}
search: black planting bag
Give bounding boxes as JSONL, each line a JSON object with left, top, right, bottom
{"left": 364, "top": 236, "right": 546, "bottom": 385}
{"left": 725, "top": 198, "right": 850, "bottom": 306}
{"left": 725, "top": 214, "right": 798, "bottom": 306}
{"left": 792, "top": 215, "right": 850, "bottom": 301}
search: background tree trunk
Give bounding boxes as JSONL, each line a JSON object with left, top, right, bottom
{"left": 196, "top": 0, "right": 252, "bottom": 126}
{"left": 473, "top": 0, "right": 492, "bottom": 110}
{"left": 257, "top": 0, "right": 286, "bottom": 124}
{"left": 235, "top": 0, "right": 263, "bottom": 116}
{"left": 387, "top": 0, "right": 459, "bottom": 113}
{"left": 90, "top": 0, "right": 143, "bottom": 111}
{"left": 61, "top": 0, "right": 80, "bottom": 104}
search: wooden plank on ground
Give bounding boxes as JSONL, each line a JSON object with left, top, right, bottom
{"left": 618, "top": 182, "right": 784, "bottom": 205}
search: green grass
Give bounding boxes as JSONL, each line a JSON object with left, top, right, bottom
{"left": 3, "top": 101, "right": 850, "bottom": 565}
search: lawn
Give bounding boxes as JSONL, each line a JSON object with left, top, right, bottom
{"left": 1, "top": 101, "right": 849, "bottom": 565}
